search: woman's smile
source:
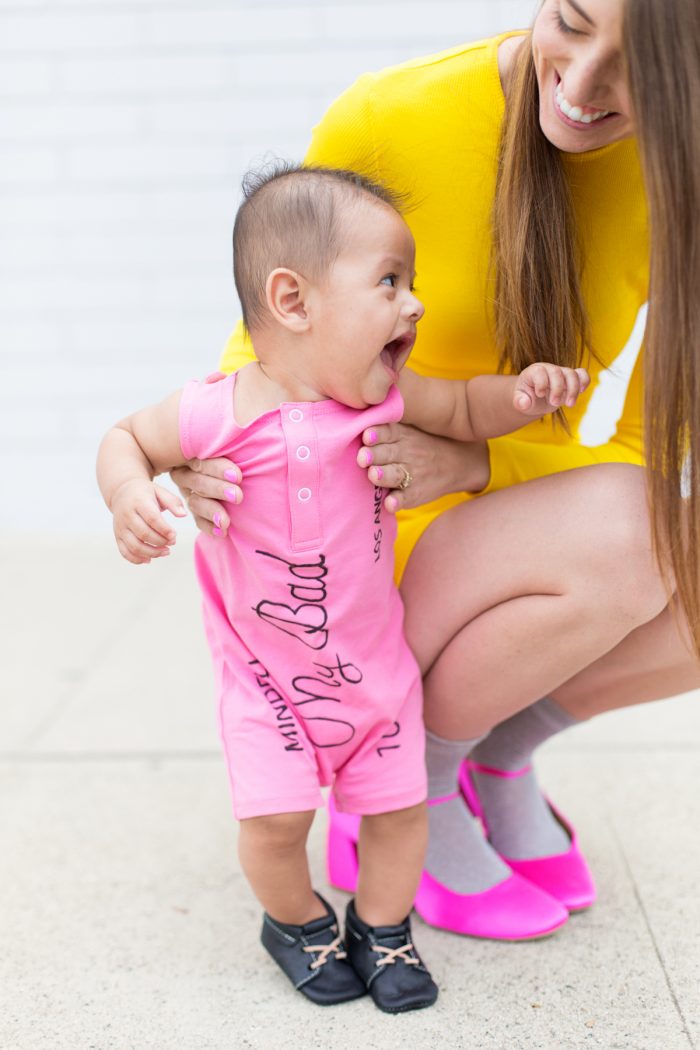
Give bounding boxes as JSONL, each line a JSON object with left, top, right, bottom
{"left": 552, "top": 71, "right": 618, "bottom": 129}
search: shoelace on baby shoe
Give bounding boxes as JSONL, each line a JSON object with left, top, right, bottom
{"left": 372, "top": 942, "right": 419, "bottom": 968}
{"left": 302, "top": 935, "right": 347, "bottom": 970}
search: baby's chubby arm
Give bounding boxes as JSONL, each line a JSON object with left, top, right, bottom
{"left": 397, "top": 363, "right": 590, "bottom": 442}
{"left": 96, "top": 390, "right": 189, "bottom": 564}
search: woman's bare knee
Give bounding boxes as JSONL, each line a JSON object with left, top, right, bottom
{"left": 574, "top": 464, "right": 669, "bottom": 623}
{"left": 400, "top": 462, "right": 668, "bottom": 676}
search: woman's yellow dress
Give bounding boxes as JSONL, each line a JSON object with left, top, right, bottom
{"left": 219, "top": 32, "right": 648, "bottom": 579}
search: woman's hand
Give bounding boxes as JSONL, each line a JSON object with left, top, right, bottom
{"left": 357, "top": 423, "right": 491, "bottom": 512}
{"left": 169, "top": 458, "right": 243, "bottom": 537}
{"left": 169, "top": 370, "right": 243, "bottom": 537}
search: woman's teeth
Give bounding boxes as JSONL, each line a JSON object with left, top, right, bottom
{"left": 555, "top": 83, "right": 609, "bottom": 124}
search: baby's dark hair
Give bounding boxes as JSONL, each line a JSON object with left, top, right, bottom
{"left": 233, "top": 161, "right": 406, "bottom": 332}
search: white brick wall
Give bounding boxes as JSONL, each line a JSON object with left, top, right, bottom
{"left": 4, "top": 0, "right": 636, "bottom": 537}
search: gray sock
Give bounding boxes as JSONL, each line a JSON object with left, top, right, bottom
{"left": 470, "top": 698, "right": 579, "bottom": 860}
{"left": 425, "top": 730, "right": 511, "bottom": 894}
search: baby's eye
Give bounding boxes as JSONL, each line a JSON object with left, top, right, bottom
{"left": 380, "top": 274, "right": 397, "bottom": 288}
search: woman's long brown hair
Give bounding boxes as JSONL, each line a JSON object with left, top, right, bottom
{"left": 625, "top": 0, "right": 700, "bottom": 656}
{"left": 492, "top": 35, "right": 591, "bottom": 382}
{"left": 492, "top": 2, "right": 700, "bottom": 658}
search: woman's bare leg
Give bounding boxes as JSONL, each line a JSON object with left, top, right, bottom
{"left": 400, "top": 464, "right": 669, "bottom": 738}
{"left": 399, "top": 463, "right": 684, "bottom": 889}
{"left": 552, "top": 598, "right": 700, "bottom": 716}
{"left": 458, "top": 603, "right": 700, "bottom": 864}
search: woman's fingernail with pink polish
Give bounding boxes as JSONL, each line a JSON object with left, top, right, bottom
{"left": 214, "top": 512, "right": 221, "bottom": 528}
{"left": 224, "top": 468, "right": 240, "bottom": 483}
{"left": 225, "top": 487, "right": 239, "bottom": 502}
{"left": 368, "top": 430, "right": 377, "bottom": 443}
{"left": 374, "top": 466, "right": 383, "bottom": 481}
{"left": 213, "top": 526, "right": 222, "bottom": 537}
{"left": 363, "top": 449, "right": 373, "bottom": 466}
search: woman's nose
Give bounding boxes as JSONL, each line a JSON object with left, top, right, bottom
{"left": 561, "top": 58, "right": 610, "bottom": 108}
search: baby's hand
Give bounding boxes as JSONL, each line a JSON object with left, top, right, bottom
{"left": 513, "top": 363, "right": 590, "bottom": 415}
{"left": 111, "top": 479, "right": 187, "bottom": 565}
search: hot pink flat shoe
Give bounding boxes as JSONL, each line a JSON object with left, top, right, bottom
{"left": 460, "top": 759, "right": 596, "bottom": 913}
{"left": 326, "top": 795, "right": 569, "bottom": 940}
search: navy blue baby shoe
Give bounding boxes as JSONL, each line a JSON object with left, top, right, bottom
{"left": 344, "top": 899, "right": 438, "bottom": 1013}
{"left": 261, "top": 892, "right": 366, "bottom": 1005}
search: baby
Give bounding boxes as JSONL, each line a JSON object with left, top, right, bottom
{"left": 97, "top": 164, "right": 589, "bottom": 1013}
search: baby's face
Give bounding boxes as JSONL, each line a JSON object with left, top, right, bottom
{"left": 307, "top": 201, "right": 424, "bottom": 409}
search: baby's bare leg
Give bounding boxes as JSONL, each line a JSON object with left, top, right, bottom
{"left": 355, "top": 803, "right": 428, "bottom": 926}
{"left": 238, "top": 810, "right": 326, "bottom": 924}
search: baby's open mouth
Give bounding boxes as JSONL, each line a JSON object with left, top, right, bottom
{"left": 381, "top": 332, "right": 415, "bottom": 372}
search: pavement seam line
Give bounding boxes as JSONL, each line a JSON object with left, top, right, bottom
{"left": 18, "top": 568, "right": 178, "bottom": 751}
{"left": 611, "top": 821, "right": 696, "bottom": 1049}
{"left": 0, "top": 751, "right": 221, "bottom": 763}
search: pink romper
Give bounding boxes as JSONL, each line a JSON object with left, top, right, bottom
{"left": 179, "top": 373, "right": 427, "bottom": 820}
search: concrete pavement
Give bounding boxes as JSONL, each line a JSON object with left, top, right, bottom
{"left": 2, "top": 535, "right": 698, "bottom": 1050}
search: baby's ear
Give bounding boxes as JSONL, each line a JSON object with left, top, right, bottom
{"left": 265, "top": 268, "right": 309, "bottom": 331}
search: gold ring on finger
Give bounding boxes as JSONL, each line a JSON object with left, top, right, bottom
{"left": 397, "top": 465, "right": 413, "bottom": 491}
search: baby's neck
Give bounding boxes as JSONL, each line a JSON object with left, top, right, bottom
{"left": 233, "top": 360, "right": 328, "bottom": 427}
{"left": 251, "top": 329, "right": 327, "bottom": 400}
{"left": 257, "top": 359, "right": 328, "bottom": 404}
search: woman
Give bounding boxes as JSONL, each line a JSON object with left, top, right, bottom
{"left": 171, "top": 0, "right": 700, "bottom": 939}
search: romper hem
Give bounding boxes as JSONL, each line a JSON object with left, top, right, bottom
{"left": 233, "top": 793, "right": 323, "bottom": 821}
{"left": 333, "top": 783, "right": 427, "bottom": 817}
